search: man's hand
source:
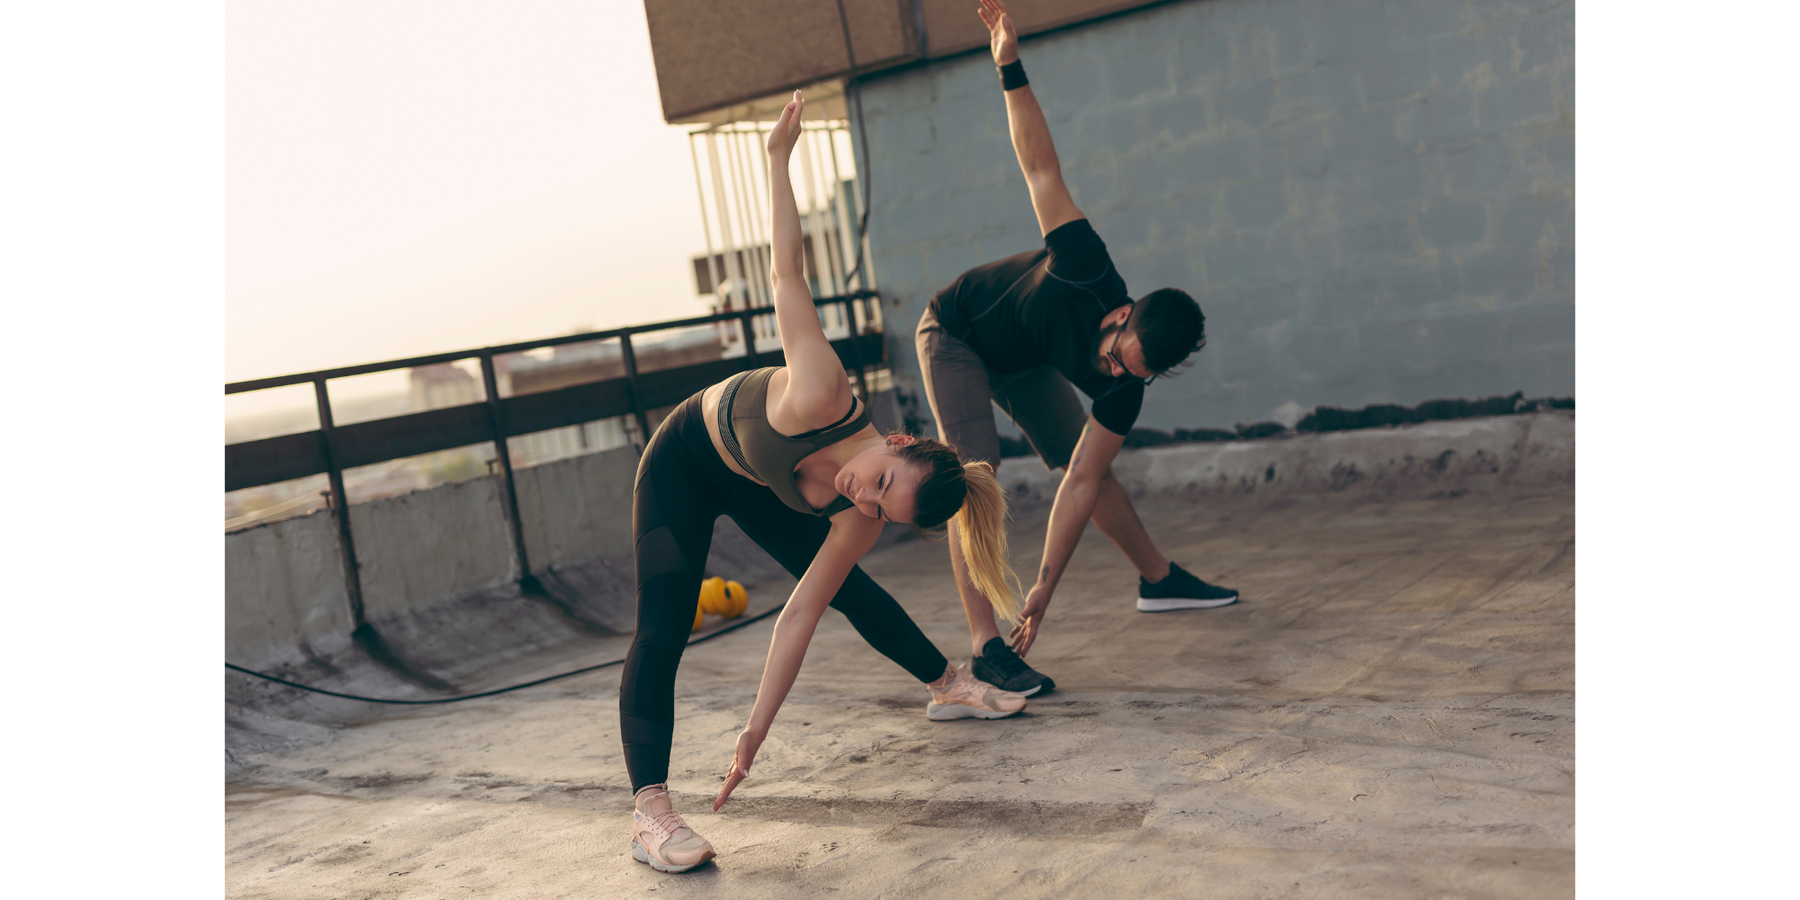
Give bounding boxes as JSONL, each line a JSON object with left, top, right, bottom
{"left": 1008, "top": 580, "right": 1053, "bottom": 657}
{"left": 713, "top": 727, "right": 765, "bottom": 811}
{"left": 977, "top": 0, "right": 1019, "bottom": 66}
{"left": 765, "top": 90, "right": 803, "bottom": 159}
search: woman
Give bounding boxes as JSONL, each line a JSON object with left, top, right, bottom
{"left": 623, "top": 91, "right": 1025, "bottom": 874}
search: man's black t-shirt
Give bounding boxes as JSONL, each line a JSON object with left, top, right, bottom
{"left": 927, "top": 218, "right": 1145, "bottom": 436}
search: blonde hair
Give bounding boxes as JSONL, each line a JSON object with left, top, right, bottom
{"left": 952, "top": 462, "right": 1023, "bottom": 622}
{"left": 896, "top": 440, "right": 1023, "bottom": 623}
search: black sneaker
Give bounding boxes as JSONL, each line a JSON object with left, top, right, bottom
{"left": 1137, "top": 562, "right": 1239, "bottom": 612}
{"left": 972, "top": 637, "right": 1055, "bottom": 696}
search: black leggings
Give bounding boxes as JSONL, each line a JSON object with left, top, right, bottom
{"left": 619, "top": 392, "right": 949, "bottom": 792}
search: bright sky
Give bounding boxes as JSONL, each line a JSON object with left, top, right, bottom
{"left": 226, "top": 0, "right": 706, "bottom": 394}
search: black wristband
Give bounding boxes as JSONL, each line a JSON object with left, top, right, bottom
{"left": 999, "top": 59, "right": 1028, "bottom": 91}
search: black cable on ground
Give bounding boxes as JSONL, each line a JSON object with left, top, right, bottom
{"left": 225, "top": 603, "right": 785, "bottom": 705}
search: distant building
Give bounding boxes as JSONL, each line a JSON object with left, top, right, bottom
{"left": 409, "top": 362, "right": 481, "bottom": 411}
{"left": 506, "top": 328, "right": 726, "bottom": 396}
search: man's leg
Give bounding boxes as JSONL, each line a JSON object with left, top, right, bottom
{"left": 914, "top": 310, "right": 1011, "bottom": 659}
{"left": 1089, "top": 469, "right": 1171, "bottom": 582}
{"left": 947, "top": 500, "right": 1059, "bottom": 695}
{"left": 994, "top": 368, "right": 1238, "bottom": 611}
{"left": 947, "top": 512, "right": 1004, "bottom": 656}
{"left": 1088, "top": 468, "right": 1240, "bottom": 611}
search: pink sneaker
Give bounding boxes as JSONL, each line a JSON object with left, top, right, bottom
{"left": 630, "top": 784, "right": 715, "bottom": 873}
{"left": 927, "top": 664, "right": 1028, "bottom": 721}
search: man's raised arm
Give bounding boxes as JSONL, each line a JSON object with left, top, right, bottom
{"left": 978, "top": 0, "right": 1084, "bottom": 237}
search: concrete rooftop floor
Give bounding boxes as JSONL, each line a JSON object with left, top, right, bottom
{"left": 226, "top": 483, "right": 1574, "bottom": 899}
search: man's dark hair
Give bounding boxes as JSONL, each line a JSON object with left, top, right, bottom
{"left": 1130, "top": 288, "right": 1206, "bottom": 376}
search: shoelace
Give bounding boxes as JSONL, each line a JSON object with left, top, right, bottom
{"left": 635, "top": 789, "right": 686, "bottom": 839}
{"left": 642, "top": 808, "right": 692, "bottom": 844}
{"left": 949, "top": 673, "right": 1004, "bottom": 703}
{"left": 986, "top": 647, "right": 1029, "bottom": 679}
{"left": 936, "top": 672, "right": 975, "bottom": 698}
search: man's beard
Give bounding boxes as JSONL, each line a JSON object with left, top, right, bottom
{"left": 1090, "top": 321, "right": 1123, "bottom": 374}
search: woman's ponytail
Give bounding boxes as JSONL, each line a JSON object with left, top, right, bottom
{"left": 896, "top": 438, "right": 1023, "bottom": 623}
{"left": 952, "top": 462, "right": 1023, "bottom": 623}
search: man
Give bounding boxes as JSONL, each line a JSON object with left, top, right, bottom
{"left": 914, "top": 0, "right": 1239, "bottom": 696}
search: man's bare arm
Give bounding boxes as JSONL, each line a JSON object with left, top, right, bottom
{"left": 979, "top": 0, "right": 1084, "bottom": 237}
{"left": 1008, "top": 416, "right": 1127, "bottom": 656}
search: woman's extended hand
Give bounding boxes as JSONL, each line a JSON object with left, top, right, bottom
{"left": 1008, "top": 580, "right": 1052, "bottom": 657}
{"left": 766, "top": 90, "right": 804, "bottom": 158}
{"left": 977, "top": 0, "right": 1019, "bottom": 66}
{"left": 713, "top": 727, "right": 766, "bottom": 811}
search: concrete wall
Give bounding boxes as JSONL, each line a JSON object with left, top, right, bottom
{"left": 227, "top": 408, "right": 1573, "bottom": 675}
{"left": 225, "top": 510, "right": 354, "bottom": 668}
{"left": 646, "top": 0, "right": 917, "bottom": 122}
{"left": 226, "top": 444, "right": 756, "bottom": 670}
{"left": 860, "top": 0, "right": 1575, "bottom": 432}
{"left": 998, "top": 410, "right": 1573, "bottom": 506}
{"left": 514, "top": 445, "right": 638, "bottom": 570}
{"left": 346, "top": 476, "right": 519, "bottom": 623}
{"left": 226, "top": 451, "right": 633, "bottom": 671}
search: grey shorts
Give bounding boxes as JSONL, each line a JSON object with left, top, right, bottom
{"left": 914, "top": 306, "right": 1088, "bottom": 470}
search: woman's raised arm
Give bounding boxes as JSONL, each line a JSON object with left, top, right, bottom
{"left": 764, "top": 91, "right": 855, "bottom": 422}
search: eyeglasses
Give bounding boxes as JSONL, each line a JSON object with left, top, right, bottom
{"left": 1105, "top": 302, "right": 1157, "bottom": 386}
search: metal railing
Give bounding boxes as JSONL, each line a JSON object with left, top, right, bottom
{"left": 226, "top": 290, "right": 885, "bottom": 631}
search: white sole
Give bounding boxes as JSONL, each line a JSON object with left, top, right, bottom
{"left": 972, "top": 665, "right": 1048, "bottom": 697}
{"left": 926, "top": 701, "right": 1025, "bottom": 721}
{"left": 1136, "top": 595, "right": 1238, "bottom": 612}
{"left": 974, "top": 674, "right": 1043, "bottom": 697}
{"left": 631, "top": 840, "right": 713, "bottom": 873}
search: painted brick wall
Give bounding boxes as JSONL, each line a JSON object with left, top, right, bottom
{"left": 860, "top": 0, "right": 1573, "bottom": 432}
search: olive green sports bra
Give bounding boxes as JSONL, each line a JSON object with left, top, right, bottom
{"left": 717, "top": 367, "right": 869, "bottom": 518}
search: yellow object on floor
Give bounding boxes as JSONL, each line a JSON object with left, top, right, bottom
{"left": 698, "top": 576, "right": 727, "bottom": 615}
{"left": 694, "top": 576, "right": 746, "bottom": 624}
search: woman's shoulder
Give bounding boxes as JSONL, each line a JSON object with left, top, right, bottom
{"left": 766, "top": 367, "right": 858, "bottom": 436}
